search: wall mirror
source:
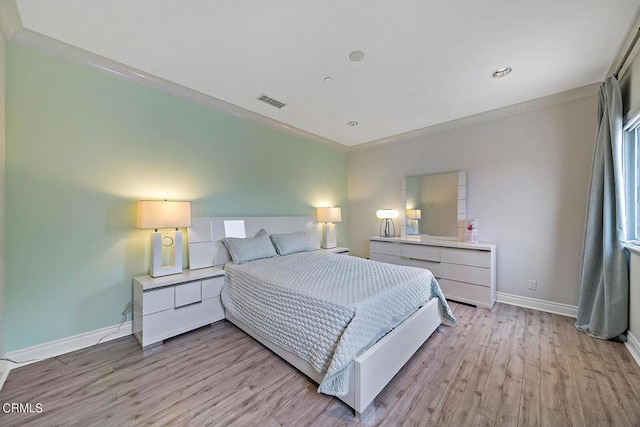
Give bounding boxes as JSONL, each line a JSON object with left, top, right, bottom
{"left": 401, "top": 171, "right": 466, "bottom": 240}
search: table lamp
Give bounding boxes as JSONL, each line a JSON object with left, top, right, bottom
{"left": 137, "top": 200, "right": 192, "bottom": 277}
{"left": 376, "top": 209, "right": 398, "bottom": 238}
{"left": 316, "top": 207, "right": 342, "bottom": 249}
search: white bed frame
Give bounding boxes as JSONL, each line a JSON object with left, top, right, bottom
{"left": 187, "top": 216, "right": 444, "bottom": 419}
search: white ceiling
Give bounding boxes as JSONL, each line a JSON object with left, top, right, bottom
{"left": 14, "top": 0, "right": 640, "bottom": 147}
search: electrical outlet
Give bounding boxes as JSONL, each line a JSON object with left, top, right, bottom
{"left": 528, "top": 280, "right": 537, "bottom": 291}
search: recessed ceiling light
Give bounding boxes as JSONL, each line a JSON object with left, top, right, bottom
{"left": 347, "top": 121, "right": 358, "bottom": 126}
{"left": 349, "top": 50, "right": 365, "bottom": 62}
{"left": 492, "top": 67, "right": 512, "bottom": 78}
{"left": 324, "top": 77, "right": 333, "bottom": 83}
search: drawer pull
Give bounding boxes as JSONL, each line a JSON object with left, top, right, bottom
{"left": 402, "top": 256, "right": 441, "bottom": 263}
{"left": 175, "top": 300, "right": 203, "bottom": 309}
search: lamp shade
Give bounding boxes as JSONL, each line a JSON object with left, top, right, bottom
{"left": 376, "top": 209, "right": 399, "bottom": 219}
{"left": 316, "top": 207, "right": 342, "bottom": 223}
{"left": 137, "top": 200, "right": 192, "bottom": 229}
{"left": 406, "top": 209, "right": 422, "bottom": 220}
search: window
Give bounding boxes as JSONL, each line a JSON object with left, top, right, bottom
{"left": 623, "top": 128, "right": 639, "bottom": 241}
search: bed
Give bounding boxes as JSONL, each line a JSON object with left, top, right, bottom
{"left": 188, "top": 216, "right": 454, "bottom": 419}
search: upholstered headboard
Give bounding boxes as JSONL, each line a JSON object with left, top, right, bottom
{"left": 187, "top": 216, "right": 319, "bottom": 269}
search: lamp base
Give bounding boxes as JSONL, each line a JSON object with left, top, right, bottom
{"left": 408, "top": 219, "right": 419, "bottom": 235}
{"left": 379, "top": 219, "right": 395, "bottom": 238}
{"left": 150, "top": 230, "right": 183, "bottom": 277}
{"left": 321, "top": 223, "right": 337, "bottom": 249}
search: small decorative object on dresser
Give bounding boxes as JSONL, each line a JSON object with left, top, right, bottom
{"left": 465, "top": 218, "right": 479, "bottom": 244}
{"left": 370, "top": 237, "right": 496, "bottom": 308}
{"left": 133, "top": 267, "right": 225, "bottom": 349}
{"left": 316, "top": 207, "right": 342, "bottom": 249}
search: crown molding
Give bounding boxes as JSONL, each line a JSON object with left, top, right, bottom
{"left": 348, "top": 83, "right": 600, "bottom": 153}
{"left": 608, "top": 6, "right": 640, "bottom": 79}
{"left": 0, "top": 1, "right": 348, "bottom": 152}
{"left": 0, "top": 0, "right": 602, "bottom": 153}
{"left": 10, "top": 29, "right": 347, "bottom": 152}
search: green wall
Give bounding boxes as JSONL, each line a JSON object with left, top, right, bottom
{"left": 0, "top": 32, "right": 6, "bottom": 359}
{"left": 5, "top": 43, "right": 348, "bottom": 352}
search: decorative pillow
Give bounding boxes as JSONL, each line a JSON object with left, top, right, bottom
{"left": 270, "top": 231, "right": 315, "bottom": 256}
{"left": 222, "top": 229, "right": 278, "bottom": 264}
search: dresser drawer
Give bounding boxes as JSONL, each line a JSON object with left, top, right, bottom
{"left": 370, "top": 253, "right": 403, "bottom": 265}
{"left": 398, "top": 257, "right": 444, "bottom": 277}
{"left": 202, "top": 276, "right": 224, "bottom": 299}
{"left": 370, "top": 241, "right": 401, "bottom": 256}
{"left": 368, "top": 237, "right": 495, "bottom": 308}
{"left": 175, "top": 281, "right": 202, "bottom": 308}
{"left": 143, "top": 287, "right": 173, "bottom": 315}
{"left": 441, "top": 263, "right": 491, "bottom": 286}
{"left": 438, "top": 279, "right": 493, "bottom": 308}
{"left": 401, "top": 244, "right": 441, "bottom": 262}
{"left": 441, "top": 248, "right": 491, "bottom": 268}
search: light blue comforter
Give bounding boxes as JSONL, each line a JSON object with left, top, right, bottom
{"left": 221, "top": 252, "right": 455, "bottom": 396}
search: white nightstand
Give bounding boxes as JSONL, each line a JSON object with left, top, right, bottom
{"left": 133, "top": 267, "right": 226, "bottom": 349}
{"left": 318, "top": 247, "right": 350, "bottom": 255}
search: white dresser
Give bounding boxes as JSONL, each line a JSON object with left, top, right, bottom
{"left": 133, "top": 267, "right": 226, "bottom": 349}
{"left": 370, "top": 237, "right": 497, "bottom": 308}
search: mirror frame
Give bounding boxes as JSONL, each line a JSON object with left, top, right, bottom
{"left": 400, "top": 171, "right": 467, "bottom": 241}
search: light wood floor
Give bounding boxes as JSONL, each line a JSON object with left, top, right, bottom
{"left": 2, "top": 302, "right": 640, "bottom": 426}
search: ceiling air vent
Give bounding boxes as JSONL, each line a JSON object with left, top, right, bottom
{"left": 257, "top": 94, "right": 286, "bottom": 109}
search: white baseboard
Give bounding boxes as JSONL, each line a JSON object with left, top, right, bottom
{"left": 626, "top": 331, "right": 640, "bottom": 369}
{"left": 0, "top": 321, "right": 132, "bottom": 391}
{"left": 0, "top": 360, "right": 10, "bottom": 392}
{"left": 493, "top": 293, "right": 640, "bottom": 369}
{"left": 496, "top": 292, "right": 578, "bottom": 318}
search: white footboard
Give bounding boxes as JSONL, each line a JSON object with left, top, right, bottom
{"left": 352, "top": 297, "right": 443, "bottom": 416}
{"left": 225, "top": 297, "right": 443, "bottom": 419}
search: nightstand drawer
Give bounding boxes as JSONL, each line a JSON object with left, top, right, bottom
{"left": 133, "top": 266, "right": 227, "bottom": 349}
{"left": 143, "top": 288, "right": 173, "bottom": 315}
{"left": 175, "top": 281, "right": 202, "bottom": 308}
{"left": 143, "top": 297, "right": 224, "bottom": 345}
{"left": 202, "top": 276, "right": 224, "bottom": 299}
